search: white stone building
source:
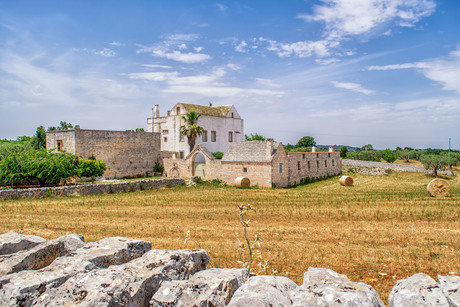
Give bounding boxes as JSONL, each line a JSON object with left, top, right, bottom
{"left": 147, "top": 103, "right": 244, "bottom": 158}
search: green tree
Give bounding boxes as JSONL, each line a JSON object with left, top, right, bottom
{"left": 421, "top": 154, "right": 459, "bottom": 177}
{"left": 245, "top": 133, "right": 265, "bottom": 141}
{"left": 31, "top": 126, "right": 47, "bottom": 150}
{"left": 212, "top": 151, "right": 224, "bottom": 159}
{"left": 361, "top": 144, "right": 374, "bottom": 151}
{"left": 180, "top": 112, "right": 204, "bottom": 152}
{"left": 382, "top": 149, "right": 398, "bottom": 163}
{"left": 296, "top": 136, "right": 316, "bottom": 148}
{"left": 78, "top": 157, "right": 107, "bottom": 183}
{"left": 339, "top": 146, "right": 348, "bottom": 158}
{"left": 48, "top": 121, "right": 76, "bottom": 131}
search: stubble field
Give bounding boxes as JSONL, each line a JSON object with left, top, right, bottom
{"left": 1, "top": 170, "right": 459, "bottom": 303}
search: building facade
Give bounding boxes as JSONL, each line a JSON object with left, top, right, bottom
{"left": 147, "top": 103, "right": 244, "bottom": 158}
{"left": 46, "top": 129, "right": 161, "bottom": 179}
{"left": 163, "top": 140, "right": 342, "bottom": 188}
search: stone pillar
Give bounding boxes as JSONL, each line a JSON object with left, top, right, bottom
{"left": 312, "top": 146, "right": 316, "bottom": 153}
{"left": 329, "top": 146, "right": 333, "bottom": 152}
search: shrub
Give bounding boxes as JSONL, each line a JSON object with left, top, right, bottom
{"left": 78, "top": 157, "right": 107, "bottom": 183}
{"left": 154, "top": 162, "right": 164, "bottom": 173}
{"left": 212, "top": 151, "right": 224, "bottom": 159}
{"left": 382, "top": 149, "right": 398, "bottom": 163}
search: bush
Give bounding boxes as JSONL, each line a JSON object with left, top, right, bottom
{"left": 78, "top": 157, "right": 107, "bottom": 182}
{"left": 212, "top": 151, "right": 224, "bottom": 159}
{"left": 154, "top": 161, "right": 164, "bottom": 173}
{"left": 382, "top": 149, "right": 398, "bottom": 163}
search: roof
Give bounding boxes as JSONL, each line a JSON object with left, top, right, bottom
{"left": 186, "top": 144, "right": 215, "bottom": 160}
{"left": 221, "top": 141, "right": 279, "bottom": 163}
{"left": 179, "top": 103, "right": 232, "bottom": 118}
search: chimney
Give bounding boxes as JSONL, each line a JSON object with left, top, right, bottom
{"left": 329, "top": 146, "right": 333, "bottom": 152}
{"left": 266, "top": 138, "right": 274, "bottom": 157}
{"left": 312, "top": 146, "right": 316, "bottom": 153}
{"left": 154, "top": 105, "right": 160, "bottom": 118}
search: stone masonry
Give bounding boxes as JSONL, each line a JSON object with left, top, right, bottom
{"left": 1, "top": 232, "right": 458, "bottom": 306}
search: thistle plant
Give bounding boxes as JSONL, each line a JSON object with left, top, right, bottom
{"left": 237, "top": 203, "right": 261, "bottom": 274}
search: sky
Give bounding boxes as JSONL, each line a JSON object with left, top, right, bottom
{"left": 1, "top": 0, "right": 459, "bottom": 149}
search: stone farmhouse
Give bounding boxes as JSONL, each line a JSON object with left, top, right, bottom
{"left": 147, "top": 103, "right": 244, "bottom": 158}
{"left": 46, "top": 102, "right": 341, "bottom": 186}
{"left": 163, "top": 139, "right": 341, "bottom": 188}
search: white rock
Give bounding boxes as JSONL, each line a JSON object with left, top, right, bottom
{"left": 0, "top": 231, "right": 46, "bottom": 256}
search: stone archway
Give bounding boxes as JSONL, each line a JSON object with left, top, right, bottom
{"left": 192, "top": 153, "right": 206, "bottom": 178}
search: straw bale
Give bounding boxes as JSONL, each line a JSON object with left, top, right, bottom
{"left": 234, "top": 177, "right": 250, "bottom": 188}
{"left": 339, "top": 176, "right": 353, "bottom": 186}
{"left": 427, "top": 179, "right": 450, "bottom": 197}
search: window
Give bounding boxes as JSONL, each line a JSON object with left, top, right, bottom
{"left": 279, "top": 163, "right": 283, "bottom": 173}
{"left": 302, "top": 154, "right": 305, "bottom": 159}
{"left": 163, "top": 137, "right": 168, "bottom": 143}
{"left": 328, "top": 153, "right": 331, "bottom": 158}
{"left": 243, "top": 167, "right": 248, "bottom": 173}
{"left": 162, "top": 130, "right": 169, "bottom": 135}
{"left": 332, "top": 160, "right": 335, "bottom": 167}
{"left": 179, "top": 151, "right": 184, "bottom": 159}
{"left": 176, "top": 107, "right": 181, "bottom": 115}
{"left": 202, "top": 130, "right": 208, "bottom": 142}
{"left": 228, "top": 131, "right": 233, "bottom": 142}
{"left": 231, "top": 112, "right": 234, "bottom": 118}
{"left": 325, "top": 160, "right": 327, "bottom": 167}
{"left": 57, "top": 140, "right": 63, "bottom": 151}
{"left": 179, "top": 133, "right": 185, "bottom": 142}
{"left": 308, "top": 161, "right": 310, "bottom": 169}
{"left": 317, "top": 161, "right": 319, "bottom": 168}
{"left": 211, "top": 131, "right": 216, "bottom": 142}
{"left": 297, "top": 161, "right": 301, "bottom": 170}
{"left": 316, "top": 153, "right": 319, "bottom": 158}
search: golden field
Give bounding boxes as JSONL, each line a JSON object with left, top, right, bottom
{"left": 1, "top": 170, "right": 459, "bottom": 303}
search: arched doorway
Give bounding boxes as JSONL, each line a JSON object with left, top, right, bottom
{"left": 193, "top": 153, "right": 206, "bottom": 178}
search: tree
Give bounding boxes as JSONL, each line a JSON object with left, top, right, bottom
{"left": 31, "top": 126, "right": 46, "bottom": 150}
{"left": 296, "top": 136, "right": 316, "bottom": 148}
{"left": 212, "top": 151, "right": 224, "bottom": 159}
{"left": 245, "top": 133, "right": 265, "bottom": 141}
{"left": 382, "top": 149, "right": 398, "bottom": 163}
{"left": 180, "top": 112, "right": 204, "bottom": 152}
{"left": 421, "top": 154, "right": 459, "bottom": 177}
{"left": 339, "top": 146, "right": 348, "bottom": 158}
{"left": 78, "top": 157, "right": 106, "bottom": 183}
{"left": 47, "top": 121, "right": 76, "bottom": 131}
{"left": 361, "top": 144, "right": 374, "bottom": 151}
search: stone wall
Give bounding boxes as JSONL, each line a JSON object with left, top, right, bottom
{"left": 47, "top": 129, "right": 162, "bottom": 179}
{"left": 271, "top": 145, "right": 290, "bottom": 188}
{"left": 219, "top": 161, "right": 272, "bottom": 188}
{"left": 288, "top": 152, "right": 342, "bottom": 185}
{"left": 1, "top": 232, "right": 458, "bottom": 306}
{"left": 0, "top": 178, "right": 184, "bottom": 200}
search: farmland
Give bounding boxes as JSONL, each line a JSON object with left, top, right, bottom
{"left": 0, "top": 170, "right": 459, "bottom": 302}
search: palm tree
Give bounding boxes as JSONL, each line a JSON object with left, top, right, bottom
{"left": 180, "top": 111, "right": 204, "bottom": 153}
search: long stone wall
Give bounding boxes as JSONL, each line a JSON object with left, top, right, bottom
{"left": 1, "top": 232, "right": 458, "bottom": 306}
{"left": 0, "top": 178, "right": 185, "bottom": 200}
{"left": 342, "top": 159, "right": 454, "bottom": 175}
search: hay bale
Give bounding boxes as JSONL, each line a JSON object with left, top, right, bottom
{"left": 427, "top": 179, "right": 450, "bottom": 197}
{"left": 234, "top": 177, "right": 250, "bottom": 188}
{"left": 339, "top": 176, "right": 353, "bottom": 186}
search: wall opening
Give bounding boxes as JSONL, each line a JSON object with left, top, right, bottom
{"left": 193, "top": 153, "right": 206, "bottom": 178}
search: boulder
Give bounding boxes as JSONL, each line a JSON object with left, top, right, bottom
{"left": 35, "top": 249, "right": 209, "bottom": 306}
{"left": 0, "top": 234, "right": 85, "bottom": 277}
{"left": 151, "top": 268, "right": 248, "bottom": 306}
{"left": 438, "top": 275, "right": 460, "bottom": 307}
{"left": 0, "top": 231, "right": 46, "bottom": 255}
{"left": 293, "top": 267, "right": 385, "bottom": 306}
{"left": 227, "top": 275, "right": 298, "bottom": 307}
{"left": 389, "top": 273, "right": 449, "bottom": 306}
{"left": 0, "top": 237, "right": 151, "bottom": 306}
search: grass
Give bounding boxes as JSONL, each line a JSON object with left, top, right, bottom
{"left": 0, "top": 171, "right": 458, "bottom": 304}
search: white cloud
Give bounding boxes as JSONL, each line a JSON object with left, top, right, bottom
{"left": 217, "top": 3, "right": 227, "bottom": 12}
{"left": 166, "top": 34, "right": 199, "bottom": 41}
{"left": 235, "top": 40, "right": 247, "bottom": 53}
{"left": 96, "top": 48, "right": 116, "bottom": 57}
{"left": 152, "top": 50, "right": 211, "bottom": 63}
{"left": 109, "top": 41, "right": 124, "bottom": 46}
{"left": 298, "top": 0, "right": 436, "bottom": 40}
{"left": 142, "top": 64, "right": 172, "bottom": 69}
{"left": 255, "top": 78, "right": 281, "bottom": 88}
{"left": 265, "top": 39, "right": 337, "bottom": 58}
{"left": 367, "top": 47, "right": 460, "bottom": 94}
{"left": 331, "top": 81, "right": 374, "bottom": 95}
{"left": 178, "top": 43, "right": 187, "bottom": 50}
{"left": 227, "top": 63, "right": 240, "bottom": 70}
{"left": 194, "top": 46, "right": 204, "bottom": 52}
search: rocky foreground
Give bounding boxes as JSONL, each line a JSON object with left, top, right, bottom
{"left": 0, "top": 232, "right": 458, "bottom": 306}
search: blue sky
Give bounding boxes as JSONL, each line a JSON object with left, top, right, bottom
{"left": 1, "top": 0, "right": 459, "bottom": 149}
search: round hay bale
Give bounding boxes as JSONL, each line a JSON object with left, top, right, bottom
{"left": 234, "top": 177, "right": 250, "bottom": 188}
{"left": 339, "top": 176, "right": 353, "bottom": 186}
{"left": 427, "top": 179, "right": 450, "bottom": 197}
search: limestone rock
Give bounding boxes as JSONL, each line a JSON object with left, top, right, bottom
{"left": 293, "top": 267, "right": 385, "bottom": 306}
{"left": 227, "top": 275, "right": 298, "bottom": 307}
{"left": 0, "top": 237, "right": 151, "bottom": 306}
{"left": 389, "top": 273, "right": 449, "bottom": 307}
{"left": 0, "top": 234, "right": 85, "bottom": 277}
{"left": 0, "top": 231, "right": 46, "bottom": 256}
{"left": 34, "top": 249, "right": 209, "bottom": 306}
{"left": 438, "top": 275, "right": 460, "bottom": 307}
{"left": 151, "top": 268, "right": 248, "bottom": 307}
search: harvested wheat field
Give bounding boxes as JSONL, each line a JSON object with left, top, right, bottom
{"left": 1, "top": 171, "right": 459, "bottom": 303}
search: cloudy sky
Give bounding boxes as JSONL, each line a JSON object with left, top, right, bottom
{"left": 1, "top": 0, "right": 459, "bottom": 149}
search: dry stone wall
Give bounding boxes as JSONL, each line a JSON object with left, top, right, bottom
{"left": 0, "top": 178, "right": 184, "bottom": 200}
{"left": 1, "top": 232, "right": 458, "bottom": 306}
